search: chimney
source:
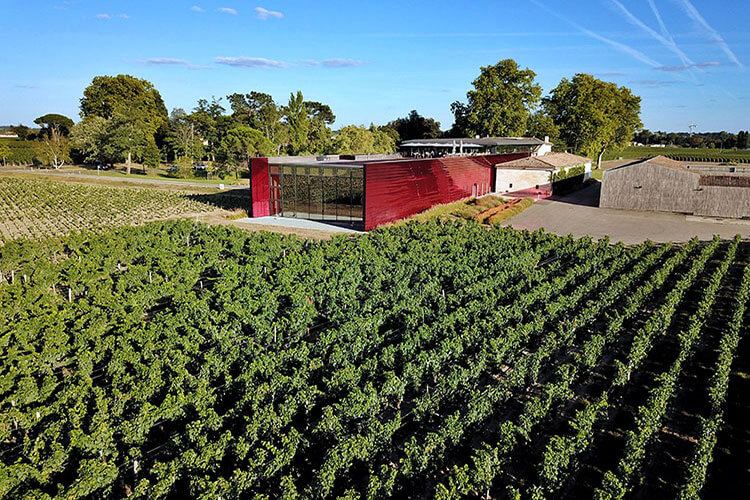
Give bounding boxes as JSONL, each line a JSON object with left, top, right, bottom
{"left": 544, "top": 135, "right": 550, "bottom": 143}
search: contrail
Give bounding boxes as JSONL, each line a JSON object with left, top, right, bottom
{"left": 609, "top": 0, "right": 695, "bottom": 73}
{"left": 528, "top": 0, "right": 662, "bottom": 68}
{"left": 675, "top": 0, "right": 743, "bottom": 69}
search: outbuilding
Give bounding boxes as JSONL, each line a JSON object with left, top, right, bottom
{"left": 600, "top": 156, "right": 750, "bottom": 219}
{"left": 494, "top": 152, "right": 592, "bottom": 198}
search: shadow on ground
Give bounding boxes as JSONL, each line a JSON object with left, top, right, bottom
{"left": 548, "top": 182, "right": 601, "bottom": 207}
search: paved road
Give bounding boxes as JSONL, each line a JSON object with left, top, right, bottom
{"left": 503, "top": 183, "right": 750, "bottom": 244}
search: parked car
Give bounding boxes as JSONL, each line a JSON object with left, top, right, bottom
{"left": 167, "top": 165, "right": 180, "bottom": 173}
{"left": 96, "top": 163, "right": 110, "bottom": 171}
{"left": 194, "top": 163, "right": 208, "bottom": 171}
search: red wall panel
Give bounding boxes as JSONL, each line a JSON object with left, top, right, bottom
{"left": 364, "top": 153, "right": 529, "bottom": 230}
{"left": 250, "top": 158, "right": 270, "bottom": 217}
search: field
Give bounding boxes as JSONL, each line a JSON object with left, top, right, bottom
{"left": 1, "top": 220, "right": 747, "bottom": 499}
{"left": 603, "top": 145, "right": 750, "bottom": 163}
{"left": 0, "top": 177, "right": 246, "bottom": 245}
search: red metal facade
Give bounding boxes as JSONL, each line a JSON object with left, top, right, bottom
{"left": 363, "top": 153, "right": 529, "bottom": 230}
{"left": 250, "top": 158, "right": 271, "bottom": 217}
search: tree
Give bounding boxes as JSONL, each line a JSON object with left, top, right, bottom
{"left": 543, "top": 73, "right": 642, "bottom": 169}
{"left": 386, "top": 110, "right": 442, "bottom": 141}
{"left": 284, "top": 91, "right": 310, "bottom": 155}
{"left": 305, "top": 101, "right": 336, "bottom": 125}
{"left": 228, "top": 91, "right": 286, "bottom": 146}
{"left": 526, "top": 112, "right": 561, "bottom": 149}
{"left": 219, "top": 126, "right": 274, "bottom": 179}
{"left": 333, "top": 125, "right": 396, "bottom": 154}
{"left": 70, "top": 116, "right": 108, "bottom": 164}
{"left": 80, "top": 75, "right": 168, "bottom": 173}
{"left": 0, "top": 144, "right": 10, "bottom": 166}
{"left": 192, "top": 97, "right": 226, "bottom": 161}
{"left": 101, "top": 112, "right": 152, "bottom": 174}
{"left": 80, "top": 75, "right": 168, "bottom": 126}
{"left": 33, "top": 114, "right": 74, "bottom": 142}
{"left": 10, "top": 124, "right": 35, "bottom": 140}
{"left": 35, "top": 137, "right": 71, "bottom": 168}
{"left": 451, "top": 59, "right": 542, "bottom": 137}
{"left": 167, "top": 108, "right": 203, "bottom": 161}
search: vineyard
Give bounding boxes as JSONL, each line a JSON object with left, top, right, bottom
{"left": 604, "top": 146, "right": 750, "bottom": 163}
{"left": 0, "top": 177, "right": 246, "bottom": 245}
{"left": 0, "top": 220, "right": 748, "bottom": 499}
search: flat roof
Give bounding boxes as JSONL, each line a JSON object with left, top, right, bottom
{"left": 400, "top": 137, "right": 550, "bottom": 148}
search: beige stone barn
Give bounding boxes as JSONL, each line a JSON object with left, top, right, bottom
{"left": 494, "top": 152, "right": 592, "bottom": 198}
{"left": 600, "top": 156, "right": 750, "bottom": 219}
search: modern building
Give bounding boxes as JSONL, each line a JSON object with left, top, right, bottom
{"left": 494, "top": 152, "right": 592, "bottom": 198}
{"left": 600, "top": 156, "right": 750, "bottom": 219}
{"left": 248, "top": 138, "right": 576, "bottom": 230}
{"left": 399, "top": 137, "right": 552, "bottom": 157}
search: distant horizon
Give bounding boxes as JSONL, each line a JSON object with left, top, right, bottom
{"left": 2, "top": 0, "right": 748, "bottom": 132}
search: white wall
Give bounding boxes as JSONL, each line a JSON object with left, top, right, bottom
{"left": 495, "top": 169, "right": 550, "bottom": 193}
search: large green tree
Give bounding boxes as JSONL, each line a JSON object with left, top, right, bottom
{"left": 219, "top": 126, "right": 274, "bottom": 179}
{"left": 543, "top": 73, "right": 642, "bottom": 168}
{"left": 385, "top": 110, "right": 441, "bottom": 141}
{"left": 166, "top": 108, "right": 203, "bottom": 161}
{"left": 33, "top": 114, "right": 74, "bottom": 142}
{"left": 79, "top": 75, "right": 168, "bottom": 172}
{"left": 228, "top": 92, "right": 286, "bottom": 149}
{"left": 191, "top": 97, "right": 226, "bottom": 161}
{"left": 80, "top": 75, "right": 168, "bottom": 126}
{"left": 526, "top": 111, "right": 561, "bottom": 150}
{"left": 101, "top": 112, "right": 154, "bottom": 174}
{"left": 70, "top": 116, "right": 108, "bottom": 164}
{"left": 451, "top": 59, "right": 542, "bottom": 137}
{"left": 334, "top": 125, "right": 396, "bottom": 154}
{"left": 284, "top": 91, "right": 310, "bottom": 155}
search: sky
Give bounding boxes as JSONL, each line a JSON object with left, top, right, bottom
{"left": 1, "top": 0, "right": 748, "bottom": 133}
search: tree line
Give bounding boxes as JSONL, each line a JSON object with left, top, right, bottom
{"left": 3, "top": 59, "right": 665, "bottom": 171}
{"left": 633, "top": 129, "right": 750, "bottom": 150}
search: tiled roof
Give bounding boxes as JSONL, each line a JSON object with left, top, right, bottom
{"left": 496, "top": 152, "right": 591, "bottom": 171}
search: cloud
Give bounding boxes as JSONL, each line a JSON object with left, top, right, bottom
{"left": 299, "top": 58, "right": 365, "bottom": 68}
{"left": 215, "top": 56, "right": 287, "bottom": 68}
{"left": 218, "top": 7, "right": 238, "bottom": 15}
{"left": 629, "top": 79, "right": 678, "bottom": 86}
{"left": 609, "top": 0, "right": 695, "bottom": 75}
{"left": 529, "top": 0, "right": 661, "bottom": 68}
{"left": 657, "top": 61, "right": 720, "bottom": 71}
{"left": 96, "top": 13, "right": 129, "bottom": 20}
{"left": 137, "top": 58, "right": 213, "bottom": 70}
{"left": 321, "top": 58, "right": 365, "bottom": 68}
{"left": 255, "top": 7, "right": 283, "bottom": 20}
{"left": 675, "top": 0, "right": 743, "bottom": 69}
{"left": 190, "top": 6, "right": 204, "bottom": 12}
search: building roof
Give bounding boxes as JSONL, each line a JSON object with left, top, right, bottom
{"left": 400, "top": 137, "right": 550, "bottom": 148}
{"left": 495, "top": 152, "right": 592, "bottom": 171}
{"left": 642, "top": 155, "right": 691, "bottom": 170}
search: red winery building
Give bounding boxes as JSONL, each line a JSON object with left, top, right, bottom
{"left": 249, "top": 138, "right": 551, "bottom": 230}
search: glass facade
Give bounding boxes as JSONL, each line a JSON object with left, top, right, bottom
{"left": 269, "top": 164, "right": 364, "bottom": 228}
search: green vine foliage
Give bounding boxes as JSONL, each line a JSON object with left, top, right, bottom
{"left": 0, "top": 220, "right": 745, "bottom": 499}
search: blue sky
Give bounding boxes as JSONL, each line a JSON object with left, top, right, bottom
{"left": 1, "top": 0, "right": 748, "bottom": 132}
